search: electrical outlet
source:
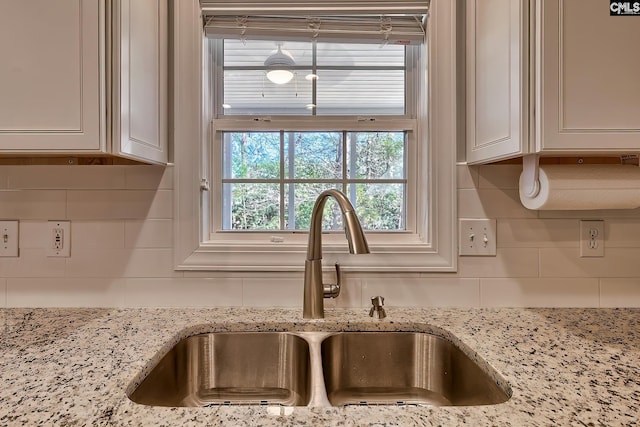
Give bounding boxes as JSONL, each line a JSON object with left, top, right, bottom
{"left": 459, "top": 219, "right": 497, "bottom": 256}
{"left": 47, "top": 221, "right": 71, "bottom": 257}
{"left": 580, "top": 220, "right": 604, "bottom": 257}
{"left": 0, "top": 220, "right": 19, "bottom": 257}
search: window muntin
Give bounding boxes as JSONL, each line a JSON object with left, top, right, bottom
{"left": 221, "top": 130, "right": 407, "bottom": 231}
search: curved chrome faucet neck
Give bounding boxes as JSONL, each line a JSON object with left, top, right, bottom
{"left": 303, "top": 189, "right": 370, "bottom": 319}
{"left": 306, "top": 189, "right": 369, "bottom": 261}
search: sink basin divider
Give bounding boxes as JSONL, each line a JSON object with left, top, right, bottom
{"left": 297, "top": 332, "right": 334, "bottom": 407}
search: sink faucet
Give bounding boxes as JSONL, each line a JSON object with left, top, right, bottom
{"left": 303, "top": 189, "right": 370, "bottom": 319}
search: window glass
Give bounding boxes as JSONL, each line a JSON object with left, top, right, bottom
{"left": 316, "top": 43, "right": 404, "bottom": 67}
{"left": 285, "top": 132, "right": 342, "bottom": 180}
{"left": 223, "top": 70, "right": 313, "bottom": 115}
{"left": 223, "top": 183, "right": 280, "bottom": 230}
{"left": 223, "top": 132, "right": 280, "bottom": 179}
{"left": 284, "top": 183, "right": 343, "bottom": 231}
{"left": 221, "top": 131, "right": 407, "bottom": 231}
{"left": 222, "top": 39, "right": 406, "bottom": 115}
{"left": 349, "top": 131, "right": 405, "bottom": 179}
{"left": 352, "top": 183, "right": 405, "bottom": 230}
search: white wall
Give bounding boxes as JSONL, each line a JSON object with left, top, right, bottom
{"left": 1, "top": 163, "right": 640, "bottom": 308}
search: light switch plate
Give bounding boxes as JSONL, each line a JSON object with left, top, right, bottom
{"left": 0, "top": 220, "right": 19, "bottom": 257}
{"left": 459, "top": 218, "right": 497, "bottom": 256}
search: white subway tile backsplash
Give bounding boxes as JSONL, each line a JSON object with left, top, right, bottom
{"left": 540, "top": 247, "right": 640, "bottom": 278}
{"left": 480, "top": 278, "right": 599, "bottom": 307}
{"left": 478, "top": 165, "right": 521, "bottom": 190}
{"left": 124, "top": 166, "right": 173, "bottom": 190}
{"left": 122, "top": 249, "right": 180, "bottom": 278}
{"left": 605, "top": 219, "right": 640, "bottom": 248}
{"left": 457, "top": 165, "right": 478, "bottom": 189}
{"left": 458, "top": 189, "right": 537, "bottom": 219}
{"left": 0, "top": 168, "right": 8, "bottom": 189}
{"left": 600, "top": 278, "right": 640, "bottom": 307}
{"left": 124, "top": 278, "right": 242, "bottom": 307}
{"left": 0, "top": 190, "right": 66, "bottom": 219}
{"left": 18, "top": 221, "right": 49, "bottom": 249}
{"left": 0, "top": 278, "right": 6, "bottom": 307}
{"left": 67, "top": 190, "right": 172, "bottom": 219}
{"left": 498, "top": 219, "right": 578, "bottom": 248}
{"left": 0, "top": 249, "right": 66, "bottom": 278}
{"left": 1, "top": 163, "right": 640, "bottom": 308}
{"left": 325, "top": 278, "right": 363, "bottom": 309}
{"left": 242, "top": 278, "right": 303, "bottom": 307}
{"left": 65, "top": 248, "right": 179, "bottom": 278}
{"left": 458, "top": 248, "right": 539, "bottom": 278}
{"left": 363, "top": 278, "right": 480, "bottom": 307}
{"left": 64, "top": 249, "right": 128, "bottom": 277}
{"left": 72, "top": 221, "right": 125, "bottom": 249}
{"left": 6, "top": 165, "right": 126, "bottom": 189}
{"left": 125, "top": 219, "right": 173, "bottom": 248}
{"left": 6, "top": 278, "right": 126, "bottom": 307}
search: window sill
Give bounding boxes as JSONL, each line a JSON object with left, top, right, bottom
{"left": 175, "top": 238, "right": 457, "bottom": 272}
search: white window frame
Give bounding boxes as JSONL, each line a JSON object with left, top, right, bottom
{"left": 173, "top": 0, "right": 457, "bottom": 272}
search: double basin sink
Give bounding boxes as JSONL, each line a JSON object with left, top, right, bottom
{"left": 129, "top": 331, "right": 511, "bottom": 408}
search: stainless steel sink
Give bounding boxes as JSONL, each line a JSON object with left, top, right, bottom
{"left": 321, "top": 332, "right": 510, "bottom": 406}
{"left": 129, "top": 332, "right": 311, "bottom": 407}
{"left": 129, "top": 330, "right": 510, "bottom": 408}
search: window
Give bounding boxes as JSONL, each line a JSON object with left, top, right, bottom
{"left": 215, "top": 39, "right": 415, "bottom": 234}
{"left": 173, "top": 0, "right": 457, "bottom": 272}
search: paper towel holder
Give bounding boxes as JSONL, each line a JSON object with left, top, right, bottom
{"left": 522, "top": 154, "right": 540, "bottom": 198}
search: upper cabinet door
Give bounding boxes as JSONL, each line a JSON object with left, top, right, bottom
{"left": 466, "top": 0, "right": 529, "bottom": 164}
{"left": 536, "top": 0, "right": 640, "bottom": 153}
{"left": 112, "top": 0, "right": 168, "bottom": 165}
{"left": 0, "top": 0, "right": 104, "bottom": 152}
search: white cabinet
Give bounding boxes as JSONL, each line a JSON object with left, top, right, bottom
{"left": 465, "top": 0, "right": 529, "bottom": 163}
{"left": 0, "top": 0, "right": 105, "bottom": 152}
{"left": 0, "top": 0, "right": 168, "bottom": 164}
{"left": 535, "top": 0, "right": 640, "bottom": 153}
{"left": 466, "top": 0, "right": 640, "bottom": 164}
{"left": 112, "top": 0, "right": 168, "bottom": 164}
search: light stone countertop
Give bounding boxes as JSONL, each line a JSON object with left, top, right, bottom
{"left": 1, "top": 307, "right": 639, "bottom": 426}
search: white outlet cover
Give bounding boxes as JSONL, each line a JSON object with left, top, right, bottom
{"left": 47, "top": 220, "right": 71, "bottom": 257}
{"left": 459, "top": 218, "right": 497, "bottom": 256}
{"left": 580, "top": 220, "right": 604, "bottom": 257}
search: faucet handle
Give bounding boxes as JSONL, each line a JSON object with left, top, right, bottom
{"left": 322, "top": 263, "right": 342, "bottom": 298}
{"left": 369, "top": 295, "right": 386, "bottom": 319}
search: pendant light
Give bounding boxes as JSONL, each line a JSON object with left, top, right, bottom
{"left": 264, "top": 44, "right": 295, "bottom": 85}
